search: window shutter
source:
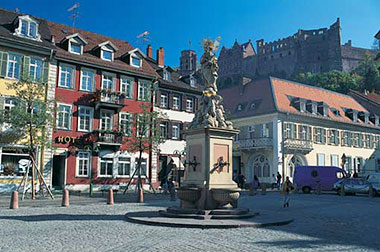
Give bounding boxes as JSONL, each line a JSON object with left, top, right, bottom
{"left": 156, "top": 89, "right": 161, "bottom": 106}
{"left": 180, "top": 123, "right": 184, "bottom": 140}
{"left": 313, "top": 127, "right": 317, "bottom": 143}
{"left": 322, "top": 129, "right": 326, "bottom": 144}
{"left": 182, "top": 95, "right": 187, "bottom": 111}
{"left": 22, "top": 56, "right": 30, "bottom": 81}
{"left": 0, "top": 51, "right": 8, "bottom": 77}
{"left": 42, "top": 60, "right": 49, "bottom": 84}
{"left": 167, "top": 121, "right": 172, "bottom": 139}
{"left": 168, "top": 93, "right": 174, "bottom": 109}
{"left": 194, "top": 97, "right": 198, "bottom": 111}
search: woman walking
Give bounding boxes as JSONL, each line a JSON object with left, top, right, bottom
{"left": 281, "top": 176, "right": 294, "bottom": 208}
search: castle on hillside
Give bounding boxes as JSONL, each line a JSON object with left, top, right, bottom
{"left": 217, "top": 18, "right": 379, "bottom": 89}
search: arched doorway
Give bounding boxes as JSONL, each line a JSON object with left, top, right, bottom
{"left": 251, "top": 154, "right": 271, "bottom": 180}
{"left": 287, "top": 155, "right": 306, "bottom": 178}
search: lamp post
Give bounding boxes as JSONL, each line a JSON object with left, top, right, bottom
{"left": 173, "top": 149, "right": 186, "bottom": 188}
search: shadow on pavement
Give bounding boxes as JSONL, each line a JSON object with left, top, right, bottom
{"left": 0, "top": 214, "right": 125, "bottom": 222}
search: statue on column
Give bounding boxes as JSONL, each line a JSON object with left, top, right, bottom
{"left": 190, "top": 37, "right": 233, "bottom": 130}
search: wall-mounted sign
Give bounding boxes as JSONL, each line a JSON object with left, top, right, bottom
{"left": 56, "top": 136, "right": 79, "bottom": 144}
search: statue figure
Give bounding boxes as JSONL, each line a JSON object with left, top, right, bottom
{"left": 188, "top": 37, "right": 234, "bottom": 131}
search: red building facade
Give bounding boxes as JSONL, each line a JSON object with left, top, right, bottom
{"left": 48, "top": 21, "right": 157, "bottom": 191}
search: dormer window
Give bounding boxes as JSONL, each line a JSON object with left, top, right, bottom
{"left": 163, "top": 70, "right": 171, "bottom": 81}
{"left": 101, "top": 50, "right": 113, "bottom": 61}
{"left": 14, "top": 15, "right": 41, "bottom": 41}
{"left": 131, "top": 56, "right": 141, "bottom": 67}
{"left": 345, "top": 109, "right": 358, "bottom": 123}
{"left": 96, "top": 41, "right": 118, "bottom": 62}
{"left": 62, "top": 33, "right": 87, "bottom": 55}
{"left": 190, "top": 76, "right": 196, "bottom": 87}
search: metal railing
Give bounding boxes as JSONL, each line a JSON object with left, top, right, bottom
{"left": 235, "top": 137, "right": 273, "bottom": 150}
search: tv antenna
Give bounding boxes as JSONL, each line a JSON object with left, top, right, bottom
{"left": 136, "top": 31, "right": 150, "bottom": 51}
{"left": 68, "top": 3, "right": 80, "bottom": 32}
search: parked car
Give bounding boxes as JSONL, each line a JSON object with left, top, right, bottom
{"left": 294, "top": 166, "right": 348, "bottom": 193}
{"left": 333, "top": 178, "right": 371, "bottom": 195}
{"left": 366, "top": 173, "right": 380, "bottom": 185}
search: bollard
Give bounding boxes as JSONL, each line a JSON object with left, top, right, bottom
{"left": 369, "top": 184, "right": 374, "bottom": 198}
{"left": 107, "top": 188, "right": 114, "bottom": 205}
{"left": 10, "top": 191, "right": 19, "bottom": 209}
{"left": 340, "top": 183, "right": 345, "bottom": 197}
{"left": 62, "top": 189, "right": 69, "bottom": 207}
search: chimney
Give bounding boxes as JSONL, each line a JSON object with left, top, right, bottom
{"left": 146, "top": 44, "right": 152, "bottom": 59}
{"left": 157, "top": 47, "right": 164, "bottom": 67}
{"left": 51, "top": 35, "right": 56, "bottom": 44}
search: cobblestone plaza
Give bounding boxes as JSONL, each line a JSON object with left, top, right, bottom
{"left": 0, "top": 192, "right": 379, "bottom": 252}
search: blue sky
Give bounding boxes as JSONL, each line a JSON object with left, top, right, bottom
{"left": 1, "top": 0, "right": 379, "bottom": 67}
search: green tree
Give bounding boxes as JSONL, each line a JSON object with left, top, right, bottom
{"left": 122, "top": 79, "right": 167, "bottom": 203}
{"left": 354, "top": 52, "right": 380, "bottom": 92}
{"left": 0, "top": 77, "right": 55, "bottom": 199}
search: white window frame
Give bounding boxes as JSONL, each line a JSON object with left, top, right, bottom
{"left": 80, "top": 68, "right": 95, "bottom": 92}
{"left": 14, "top": 15, "right": 41, "bottom": 41}
{"left": 101, "top": 49, "right": 114, "bottom": 61}
{"left": 117, "top": 156, "right": 131, "bottom": 177}
{"left": 56, "top": 103, "right": 73, "bottom": 130}
{"left": 172, "top": 96, "right": 180, "bottom": 110}
{"left": 6, "top": 53, "right": 21, "bottom": 80}
{"left": 331, "top": 154, "right": 339, "bottom": 167}
{"left": 69, "top": 41, "right": 82, "bottom": 55}
{"left": 163, "top": 70, "right": 170, "bottom": 81}
{"left": 29, "top": 57, "right": 43, "bottom": 82}
{"left": 160, "top": 93, "right": 168, "bottom": 108}
{"left": 172, "top": 123, "right": 180, "bottom": 140}
{"left": 77, "top": 106, "right": 94, "bottom": 132}
{"left": 100, "top": 109, "right": 113, "bottom": 130}
{"left": 101, "top": 72, "right": 115, "bottom": 91}
{"left": 99, "top": 156, "right": 113, "bottom": 177}
{"left": 76, "top": 152, "right": 91, "bottom": 177}
{"left": 317, "top": 153, "right": 325, "bottom": 166}
{"left": 119, "top": 112, "right": 133, "bottom": 136}
{"left": 58, "top": 63, "right": 75, "bottom": 89}
{"left": 120, "top": 76, "right": 134, "bottom": 99}
{"left": 129, "top": 52, "right": 142, "bottom": 68}
{"left": 134, "top": 158, "right": 147, "bottom": 177}
{"left": 138, "top": 81, "right": 150, "bottom": 101}
{"left": 186, "top": 98, "right": 193, "bottom": 112}
{"left": 160, "top": 121, "right": 168, "bottom": 138}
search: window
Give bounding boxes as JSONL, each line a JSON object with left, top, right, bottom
{"left": 186, "top": 98, "right": 193, "bottom": 112}
{"left": 135, "top": 158, "right": 147, "bottom": 176}
{"left": 29, "top": 58, "right": 42, "bottom": 81}
{"left": 163, "top": 70, "right": 170, "bottom": 81}
{"left": 80, "top": 69, "right": 95, "bottom": 92}
{"left": 172, "top": 123, "right": 180, "bottom": 139}
{"left": 120, "top": 77, "right": 133, "bottom": 98}
{"left": 261, "top": 124, "right": 269, "bottom": 138}
{"left": 253, "top": 155, "right": 270, "bottom": 178}
{"left": 314, "top": 127, "right": 326, "bottom": 144}
{"left": 100, "top": 110, "right": 113, "bottom": 130}
{"left": 120, "top": 113, "right": 133, "bottom": 136}
{"left": 160, "top": 122, "right": 168, "bottom": 138}
{"left": 101, "top": 50, "right": 113, "bottom": 61}
{"left": 352, "top": 133, "right": 359, "bottom": 147}
{"left": 317, "top": 153, "right": 325, "bottom": 166}
{"left": 328, "top": 129, "right": 339, "bottom": 145}
{"left": 4, "top": 98, "right": 16, "bottom": 112}
{"left": 102, "top": 73, "right": 114, "bottom": 91}
{"left": 331, "top": 154, "right": 339, "bottom": 167}
{"left": 100, "top": 157, "right": 113, "bottom": 176}
{"left": 57, "top": 104, "right": 72, "bottom": 130}
{"left": 59, "top": 64, "right": 75, "bottom": 88}
{"left": 284, "top": 123, "right": 297, "bottom": 139}
{"left": 136, "top": 115, "right": 149, "bottom": 137}
{"left": 342, "top": 131, "right": 352, "bottom": 146}
{"left": 19, "top": 19, "right": 37, "bottom": 38}
{"left": 298, "top": 125, "right": 312, "bottom": 141}
{"left": 173, "top": 96, "right": 180, "bottom": 110}
{"left": 78, "top": 106, "right": 93, "bottom": 132}
{"left": 190, "top": 77, "right": 196, "bottom": 87}
{"left": 248, "top": 125, "right": 255, "bottom": 139}
{"left": 138, "top": 81, "right": 150, "bottom": 101}
{"left": 160, "top": 93, "right": 168, "bottom": 108}
{"left": 6, "top": 54, "right": 21, "bottom": 79}
{"left": 76, "top": 152, "right": 90, "bottom": 177}
{"left": 118, "top": 157, "right": 131, "bottom": 176}
{"left": 70, "top": 42, "right": 82, "bottom": 54}
{"left": 131, "top": 56, "right": 141, "bottom": 67}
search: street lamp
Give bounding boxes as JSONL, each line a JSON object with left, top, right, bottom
{"left": 173, "top": 149, "right": 186, "bottom": 188}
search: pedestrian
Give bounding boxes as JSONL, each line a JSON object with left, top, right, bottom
{"left": 281, "top": 176, "right": 294, "bottom": 208}
{"left": 276, "top": 172, "right": 282, "bottom": 191}
{"left": 168, "top": 179, "right": 176, "bottom": 201}
{"left": 238, "top": 174, "right": 246, "bottom": 189}
{"left": 249, "top": 175, "right": 260, "bottom": 196}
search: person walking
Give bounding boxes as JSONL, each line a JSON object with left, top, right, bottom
{"left": 249, "top": 175, "right": 260, "bottom": 196}
{"left": 281, "top": 176, "right": 294, "bottom": 208}
{"left": 276, "top": 172, "right": 282, "bottom": 191}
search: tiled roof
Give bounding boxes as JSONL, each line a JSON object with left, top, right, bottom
{"left": 270, "top": 77, "right": 377, "bottom": 127}
{"left": 0, "top": 8, "right": 54, "bottom": 50}
{"left": 220, "top": 78, "right": 277, "bottom": 119}
{"left": 47, "top": 21, "right": 158, "bottom": 78}
{"left": 349, "top": 90, "right": 380, "bottom": 116}
{"left": 349, "top": 90, "right": 380, "bottom": 105}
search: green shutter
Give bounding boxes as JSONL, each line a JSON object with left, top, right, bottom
{"left": 0, "top": 51, "right": 8, "bottom": 77}
{"left": 42, "top": 60, "right": 49, "bottom": 84}
{"left": 22, "top": 56, "right": 30, "bottom": 81}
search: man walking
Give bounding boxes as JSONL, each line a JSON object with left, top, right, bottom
{"left": 276, "top": 172, "right": 282, "bottom": 191}
{"left": 282, "top": 176, "right": 294, "bottom": 208}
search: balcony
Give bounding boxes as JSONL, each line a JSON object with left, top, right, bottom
{"left": 93, "top": 130, "right": 123, "bottom": 146}
{"left": 235, "top": 137, "right": 273, "bottom": 150}
{"left": 94, "top": 90, "right": 124, "bottom": 111}
{"left": 283, "top": 138, "right": 313, "bottom": 154}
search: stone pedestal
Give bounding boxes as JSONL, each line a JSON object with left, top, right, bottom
{"left": 181, "top": 127, "right": 239, "bottom": 210}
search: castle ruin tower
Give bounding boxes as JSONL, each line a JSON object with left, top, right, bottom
{"left": 179, "top": 50, "right": 198, "bottom": 75}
